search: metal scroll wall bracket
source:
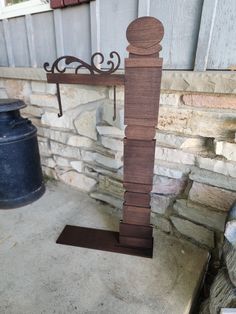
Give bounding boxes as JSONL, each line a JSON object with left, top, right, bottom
{"left": 44, "top": 52, "right": 123, "bottom": 119}
{"left": 44, "top": 16, "right": 164, "bottom": 259}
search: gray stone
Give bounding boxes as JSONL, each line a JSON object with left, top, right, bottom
{"left": 155, "top": 146, "right": 195, "bottom": 165}
{"left": 0, "top": 88, "right": 8, "bottom": 98}
{"left": 209, "top": 269, "right": 236, "bottom": 314}
{"left": 53, "top": 156, "right": 71, "bottom": 168}
{"left": 100, "top": 136, "right": 123, "bottom": 152}
{"left": 223, "top": 240, "right": 236, "bottom": 287}
{"left": 74, "top": 109, "right": 98, "bottom": 140}
{"left": 38, "top": 138, "right": 51, "bottom": 157}
{"left": 197, "top": 155, "right": 236, "bottom": 178}
{"left": 171, "top": 216, "right": 215, "bottom": 247}
{"left": 70, "top": 161, "right": 84, "bottom": 173}
{"left": 151, "top": 194, "right": 174, "bottom": 215}
{"left": 190, "top": 167, "right": 236, "bottom": 191}
{"left": 154, "top": 164, "right": 188, "bottom": 179}
{"left": 41, "top": 157, "right": 56, "bottom": 169}
{"left": 59, "top": 171, "right": 97, "bottom": 192}
{"left": 102, "top": 100, "right": 124, "bottom": 130}
{"left": 41, "top": 111, "right": 75, "bottom": 130}
{"left": 174, "top": 199, "right": 227, "bottom": 232}
{"left": 67, "top": 135, "right": 94, "bottom": 148}
{"left": 90, "top": 191, "right": 123, "bottom": 209}
{"left": 151, "top": 214, "right": 172, "bottom": 233}
{"left": 50, "top": 141, "right": 81, "bottom": 159}
{"left": 96, "top": 125, "right": 124, "bottom": 138}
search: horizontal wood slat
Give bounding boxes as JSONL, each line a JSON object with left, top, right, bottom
{"left": 125, "top": 58, "right": 163, "bottom": 67}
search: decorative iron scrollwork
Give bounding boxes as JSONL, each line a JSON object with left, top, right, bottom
{"left": 44, "top": 51, "right": 121, "bottom": 75}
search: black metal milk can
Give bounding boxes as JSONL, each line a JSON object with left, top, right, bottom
{"left": 0, "top": 99, "right": 45, "bottom": 209}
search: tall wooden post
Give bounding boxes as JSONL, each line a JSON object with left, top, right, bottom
{"left": 119, "top": 17, "right": 164, "bottom": 255}
{"left": 50, "top": 16, "right": 164, "bottom": 258}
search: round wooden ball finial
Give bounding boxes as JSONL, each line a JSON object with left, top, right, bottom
{"left": 126, "top": 17, "right": 164, "bottom": 55}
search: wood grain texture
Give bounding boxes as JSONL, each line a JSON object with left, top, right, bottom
{"left": 123, "top": 205, "right": 151, "bottom": 225}
{"left": 125, "top": 125, "right": 156, "bottom": 140}
{"left": 124, "top": 192, "right": 151, "bottom": 208}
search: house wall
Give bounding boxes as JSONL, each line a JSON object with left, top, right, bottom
{"left": 0, "top": 71, "right": 235, "bottom": 260}
{"left": 1, "top": 0, "right": 236, "bottom": 70}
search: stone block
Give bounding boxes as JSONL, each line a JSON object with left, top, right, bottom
{"left": 152, "top": 175, "right": 188, "bottom": 195}
{"left": 37, "top": 127, "right": 69, "bottom": 144}
{"left": 154, "top": 164, "right": 188, "bottom": 179}
{"left": 197, "top": 155, "right": 236, "bottom": 178}
{"left": 4, "top": 79, "right": 31, "bottom": 104}
{"left": 31, "top": 81, "right": 46, "bottom": 94}
{"left": 74, "top": 109, "right": 98, "bottom": 140}
{"left": 67, "top": 135, "right": 93, "bottom": 148}
{"left": 59, "top": 171, "right": 97, "bottom": 192}
{"left": 151, "top": 214, "right": 172, "bottom": 233}
{"left": 98, "top": 175, "right": 124, "bottom": 199}
{"left": 90, "top": 192, "right": 123, "bottom": 209}
{"left": 174, "top": 199, "right": 227, "bottom": 232}
{"left": 53, "top": 156, "right": 71, "bottom": 167}
{"left": 100, "top": 136, "right": 123, "bottom": 152}
{"left": 30, "top": 94, "right": 58, "bottom": 109}
{"left": 50, "top": 141, "right": 81, "bottom": 159}
{"left": 96, "top": 125, "right": 124, "bottom": 138}
{"left": 190, "top": 167, "right": 236, "bottom": 191}
{"left": 155, "top": 131, "right": 207, "bottom": 152}
{"left": 182, "top": 94, "right": 236, "bottom": 110}
{"left": 151, "top": 194, "right": 173, "bottom": 214}
{"left": 102, "top": 100, "right": 124, "bottom": 130}
{"left": 60, "top": 84, "right": 107, "bottom": 111}
{"left": 215, "top": 141, "right": 236, "bottom": 162}
{"left": 160, "top": 93, "right": 180, "bottom": 106}
{"left": 95, "top": 152, "right": 123, "bottom": 170}
{"left": 41, "top": 157, "right": 56, "bottom": 168}
{"left": 0, "top": 88, "right": 8, "bottom": 98}
{"left": 155, "top": 146, "right": 195, "bottom": 165}
{"left": 171, "top": 216, "right": 214, "bottom": 247}
{"left": 158, "top": 106, "right": 191, "bottom": 133}
{"left": 189, "top": 182, "right": 236, "bottom": 212}
{"left": 21, "top": 105, "right": 44, "bottom": 118}
{"left": 38, "top": 138, "right": 51, "bottom": 157}
{"left": 70, "top": 161, "right": 84, "bottom": 173}
{"left": 42, "top": 166, "right": 58, "bottom": 180}
{"left": 41, "top": 111, "right": 75, "bottom": 130}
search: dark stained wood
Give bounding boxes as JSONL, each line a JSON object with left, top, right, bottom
{"left": 123, "top": 205, "right": 150, "bottom": 225}
{"left": 124, "top": 139, "right": 156, "bottom": 185}
{"left": 47, "top": 73, "right": 125, "bottom": 86}
{"left": 123, "top": 182, "right": 152, "bottom": 193}
{"left": 125, "top": 126, "right": 156, "bottom": 140}
{"left": 119, "top": 16, "right": 164, "bottom": 253}
{"left": 124, "top": 192, "right": 151, "bottom": 207}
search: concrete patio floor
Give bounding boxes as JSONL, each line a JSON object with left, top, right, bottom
{"left": 0, "top": 182, "right": 209, "bottom": 314}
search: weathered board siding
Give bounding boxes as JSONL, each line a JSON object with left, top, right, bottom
{"left": 0, "top": 0, "right": 236, "bottom": 70}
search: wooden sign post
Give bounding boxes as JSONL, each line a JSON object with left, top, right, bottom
{"left": 44, "top": 17, "right": 164, "bottom": 258}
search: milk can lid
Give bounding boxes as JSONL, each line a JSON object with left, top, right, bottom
{"left": 0, "top": 99, "right": 26, "bottom": 112}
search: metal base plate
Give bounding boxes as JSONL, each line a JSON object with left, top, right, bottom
{"left": 56, "top": 225, "right": 153, "bottom": 258}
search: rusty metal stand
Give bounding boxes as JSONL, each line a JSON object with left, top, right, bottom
{"left": 45, "top": 17, "right": 164, "bottom": 258}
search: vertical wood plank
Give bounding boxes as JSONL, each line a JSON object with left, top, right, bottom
{"left": 53, "top": 9, "right": 65, "bottom": 57}
{"left": 2, "top": 19, "right": 14, "bottom": 67}
{"left": 90, "top": 0, "right": 100, "bottom": 63}
{"left": 25, "top": 14, "right": 37, "bottom": 67}
{"left": 138, "top": 0, "right": 150, "bottom": 17}
{"left": 194, "top": 0, "right": 218, "bottom": 71}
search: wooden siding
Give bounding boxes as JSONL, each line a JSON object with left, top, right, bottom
{"left": 0, "top": 0, "right": 235, "bottom": 70}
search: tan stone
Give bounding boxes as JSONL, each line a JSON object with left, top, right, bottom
{"left": 41, "top": 111, "right": 75, "bottom": 130}
{"left": 182, "top": 94, "right": 236, "bottom": 110}
{"left": 158, "top": 107, "right": 191, "bottom": 133}
{"left": 152, "top": 175, "right": 187, "bottom": 195}
{"left": 215, "top": 141, "right": 236, "bottom": 162}
{"left": 189, "top": 182, "right": 236, "bottom": 212}
{"left": 74, "top": 109, "right": 98, "bottom": 140}
{"left": 21, "top": 105, "right": 44, "bottom": 117}
{"left": 59, "top": 171, "right": 97, "bottom": 192}
{"left": 98, "top": 175, "right": 124, "bottom": 199}
{"left": 4, "top": 79, "right": 31, "bottom": 103}
{"left": 30, "top": 94, "right": 58, "bottom": 109}
{"left": 67, "top": 135, "right": 94, "bottom": 148}
{"left": 160, "top": 93, "right": 180, "bottom": 106}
